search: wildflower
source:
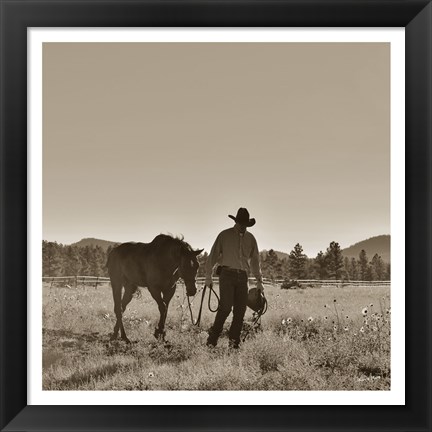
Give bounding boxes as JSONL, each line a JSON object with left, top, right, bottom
{"left": 344, "top": 326, "right": 349, "bottom": 331}
{"left": 287, "top": 317, "right": 292, "bottom": 324}
{"left": 362, "top": 307, "right": 368, "bottom": 316}
{"left": 370, "top": 303, "right": 374, "bottom": 307}
{"left": 324, "top": 304, "right": 327, "bottom": 308}
{"left": 324, "top": 316, "right": 328, "bottom": 320}
{"left": 333, "top": 299, "right": 337, "bottom": 303}
{"left": 148, "top": 372, "right": 154, "bottom": 378}
{"left": 281, "top": 319, "right": 286, "bottom": 325}
{"left": 360, "top": 327, "right": 365, "bottom": 333}
{"left": 345, "top": 315, "right": 349, "bottom": 319}
{"left": 333, "top": 326, "right": 337, "bottom": 331}
{"left": 308, "top": 317, "right": 314, "bottom": 322}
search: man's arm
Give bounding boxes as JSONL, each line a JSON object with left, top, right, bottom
{"left": 250, "top": 236, "right": 264, "bottom": 290}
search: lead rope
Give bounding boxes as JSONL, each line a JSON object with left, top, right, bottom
{"left": 186, "top": 283, "right": 220, "bottom": 326}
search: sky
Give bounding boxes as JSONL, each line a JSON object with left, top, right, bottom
{"left": 42, "top": 42, "right": 390, "bottom": 257}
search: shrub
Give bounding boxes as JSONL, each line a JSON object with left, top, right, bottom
{"left": 281, "top": 279, "right": 301, "bottom": 290}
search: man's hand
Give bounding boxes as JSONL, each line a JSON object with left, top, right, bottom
{"left": 205, "top": 276, "right": 213, "bottom": 288}
{"left": 256, "top": 280, "right": 264, "bottom": 293}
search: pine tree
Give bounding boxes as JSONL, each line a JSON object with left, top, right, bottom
{"left": 304, "top": 258, "right": 315, "bottom": 279}
{"left": 314, "top": 251, "right": 328, "bottom": 279}
{"left": 358, "top": 249, "right": 369, "bottom": 281}
{"left": 350, "top": 257, "right": 359, "bottom": 280}
{"left": 325, "top": 241, "right": 344, "bottom": 280}
{"left": 343, "top": 256, "right": 351, "bottom": 280}
{"left": 63, "top": 245, "right": 81, "bottom": 276}
{"left": 263, "top": 249, "right": 279, "bottom": 280}
{"left": 79, "top": 246, "right": 93, "bottom": 275}
{"left": 89, "top": 245, "right": 105, "bottom": 276}
{"left": 385, "top": 263, "right": 391, "bottom": 280}
{"left": 288, "top": 243, "right": 307, "bottom": 279}
{"left": 42, "top": 241, "right": 64, "bottom": 276}
{"left": 370, "top": 253, "right": 385, "bottom": 281}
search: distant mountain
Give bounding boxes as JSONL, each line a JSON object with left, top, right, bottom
{"left": 261, "top": 250, "right": 290, "bottom": 261}
{"left": 69, "top": 235, "right": 390, "bottom": 263}
{"left": 70, "top": 238, "right": 118, "bottom": 251}
{"left": 342, "top": 235, "right": 390, "bottom": 263}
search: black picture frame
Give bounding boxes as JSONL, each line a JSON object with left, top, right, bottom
{"left": 1, "top": 1, "right": 431, "bottom": 431}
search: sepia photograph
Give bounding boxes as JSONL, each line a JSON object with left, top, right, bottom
{"left": 39, "top": 34, "right": 397, "bottom": 396}
{"left": 2, "top": 0, "right": 431, "bottom": 428}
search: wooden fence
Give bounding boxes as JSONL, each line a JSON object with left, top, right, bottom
{"left": 42, "top": 276, "right": 111, "bottom": 289}
{"left": 43, "top": 276, "right": 390, "bottom": 289}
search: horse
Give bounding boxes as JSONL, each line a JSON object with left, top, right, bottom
{"left": 106, "top": 234, "right": 203, "bottom": 343}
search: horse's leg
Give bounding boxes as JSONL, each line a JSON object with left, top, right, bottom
{"left": 122, "top": 283, "right": 136, "bottom": 312}
{"left": 148, "top": 286, "right": 169, "bottom": 340}
{"left": 115, "top": 283, "right": 136, "bottom": 342}
{"left": 161, "top": 283, "right": 176, "bottom": 331}
{"left": 111, "top": 279, "right": 124, "bottom": 341}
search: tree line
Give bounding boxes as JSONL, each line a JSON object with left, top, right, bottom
{"left": 259, "top": 241, "right": 390, "bottom": 281}
{"left": 42, "top": 241, "right": 113, "bottom": 277}
{"left": 42, "top": 240, "right": 390, "bottom": 281}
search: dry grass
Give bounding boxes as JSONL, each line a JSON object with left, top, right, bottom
{"left": 42, "top": 282, "right": 390, "bottom": 391}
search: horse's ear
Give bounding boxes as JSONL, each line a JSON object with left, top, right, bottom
{"left": 194, "top": 248, "right": 204, "bottom": 256}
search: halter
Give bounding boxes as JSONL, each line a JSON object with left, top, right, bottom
{"left": 174, "top": 263, "right": 196, "bottom": 296}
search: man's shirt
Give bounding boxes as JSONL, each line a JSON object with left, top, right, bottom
{"left": 205, "top": 226, "right": 263, "bottom": 281}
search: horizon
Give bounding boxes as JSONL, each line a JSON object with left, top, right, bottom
{"left": 42, "top": 232, "right": 391, "bottom": 258}
{"left": 43, "top": 43, "right": 390, "bottom": 258}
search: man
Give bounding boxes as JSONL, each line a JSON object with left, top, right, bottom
{"left": 205, "top": 207, "right": 264, "bottom": 349}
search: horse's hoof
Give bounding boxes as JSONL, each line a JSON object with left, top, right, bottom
{"left": 110, "top": 334, "right": 118, "bottom": 341}
{"left": 121, "top": 336, "right": 131, "bottom": 344}
{"left": 153, "top": 329, "right": 166, "bottom": 340}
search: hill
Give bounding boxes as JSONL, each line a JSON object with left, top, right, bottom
{"left": 341, "top": 235, "right": 390, "bottom": 263}
{"left": 70, "top": 238, "right": 118, "bottom": 250}
{"left": 261, "top": 250, "right": 290, "bottom": 261}
{"left": 69, "top": 235, "right": 390, "bottom": 263}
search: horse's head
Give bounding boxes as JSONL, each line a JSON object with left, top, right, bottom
{"left": 179, "top": 248, "right": 204, "bottom": 296}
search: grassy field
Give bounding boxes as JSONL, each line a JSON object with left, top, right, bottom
{"left": 42, "top": 281, "right": 390, "bottom": 391}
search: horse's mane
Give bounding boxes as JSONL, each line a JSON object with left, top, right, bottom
{"left": 151, "top": 233, "right": 194, "bottom": 254}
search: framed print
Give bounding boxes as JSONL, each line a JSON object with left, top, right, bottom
{"left": 1, "top": 0, "right": 431, "bottom": 431}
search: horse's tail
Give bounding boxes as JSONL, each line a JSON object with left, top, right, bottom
{"left": 106, "top": 245, "right": 120, "bottom": 275}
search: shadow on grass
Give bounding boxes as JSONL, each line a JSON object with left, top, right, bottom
{"left": 43, "top": 328, "right": 107, "bottom": 345}
{"left": 56, "top": 361, "right": 126, "bottom": 389}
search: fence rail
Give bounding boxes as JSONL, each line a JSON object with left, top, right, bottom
{"left": 42, "top": 276, "right": 111, "bottom": 288}
{"left": 43, "top": 276, "right": 390, "bottom": 289}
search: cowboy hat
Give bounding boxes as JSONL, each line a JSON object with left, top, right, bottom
{"left": 228, "top": 207, "right": 256, "bottom": 227}
{"left": 247, "top": 287, "right": 266, "bottom": 313}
